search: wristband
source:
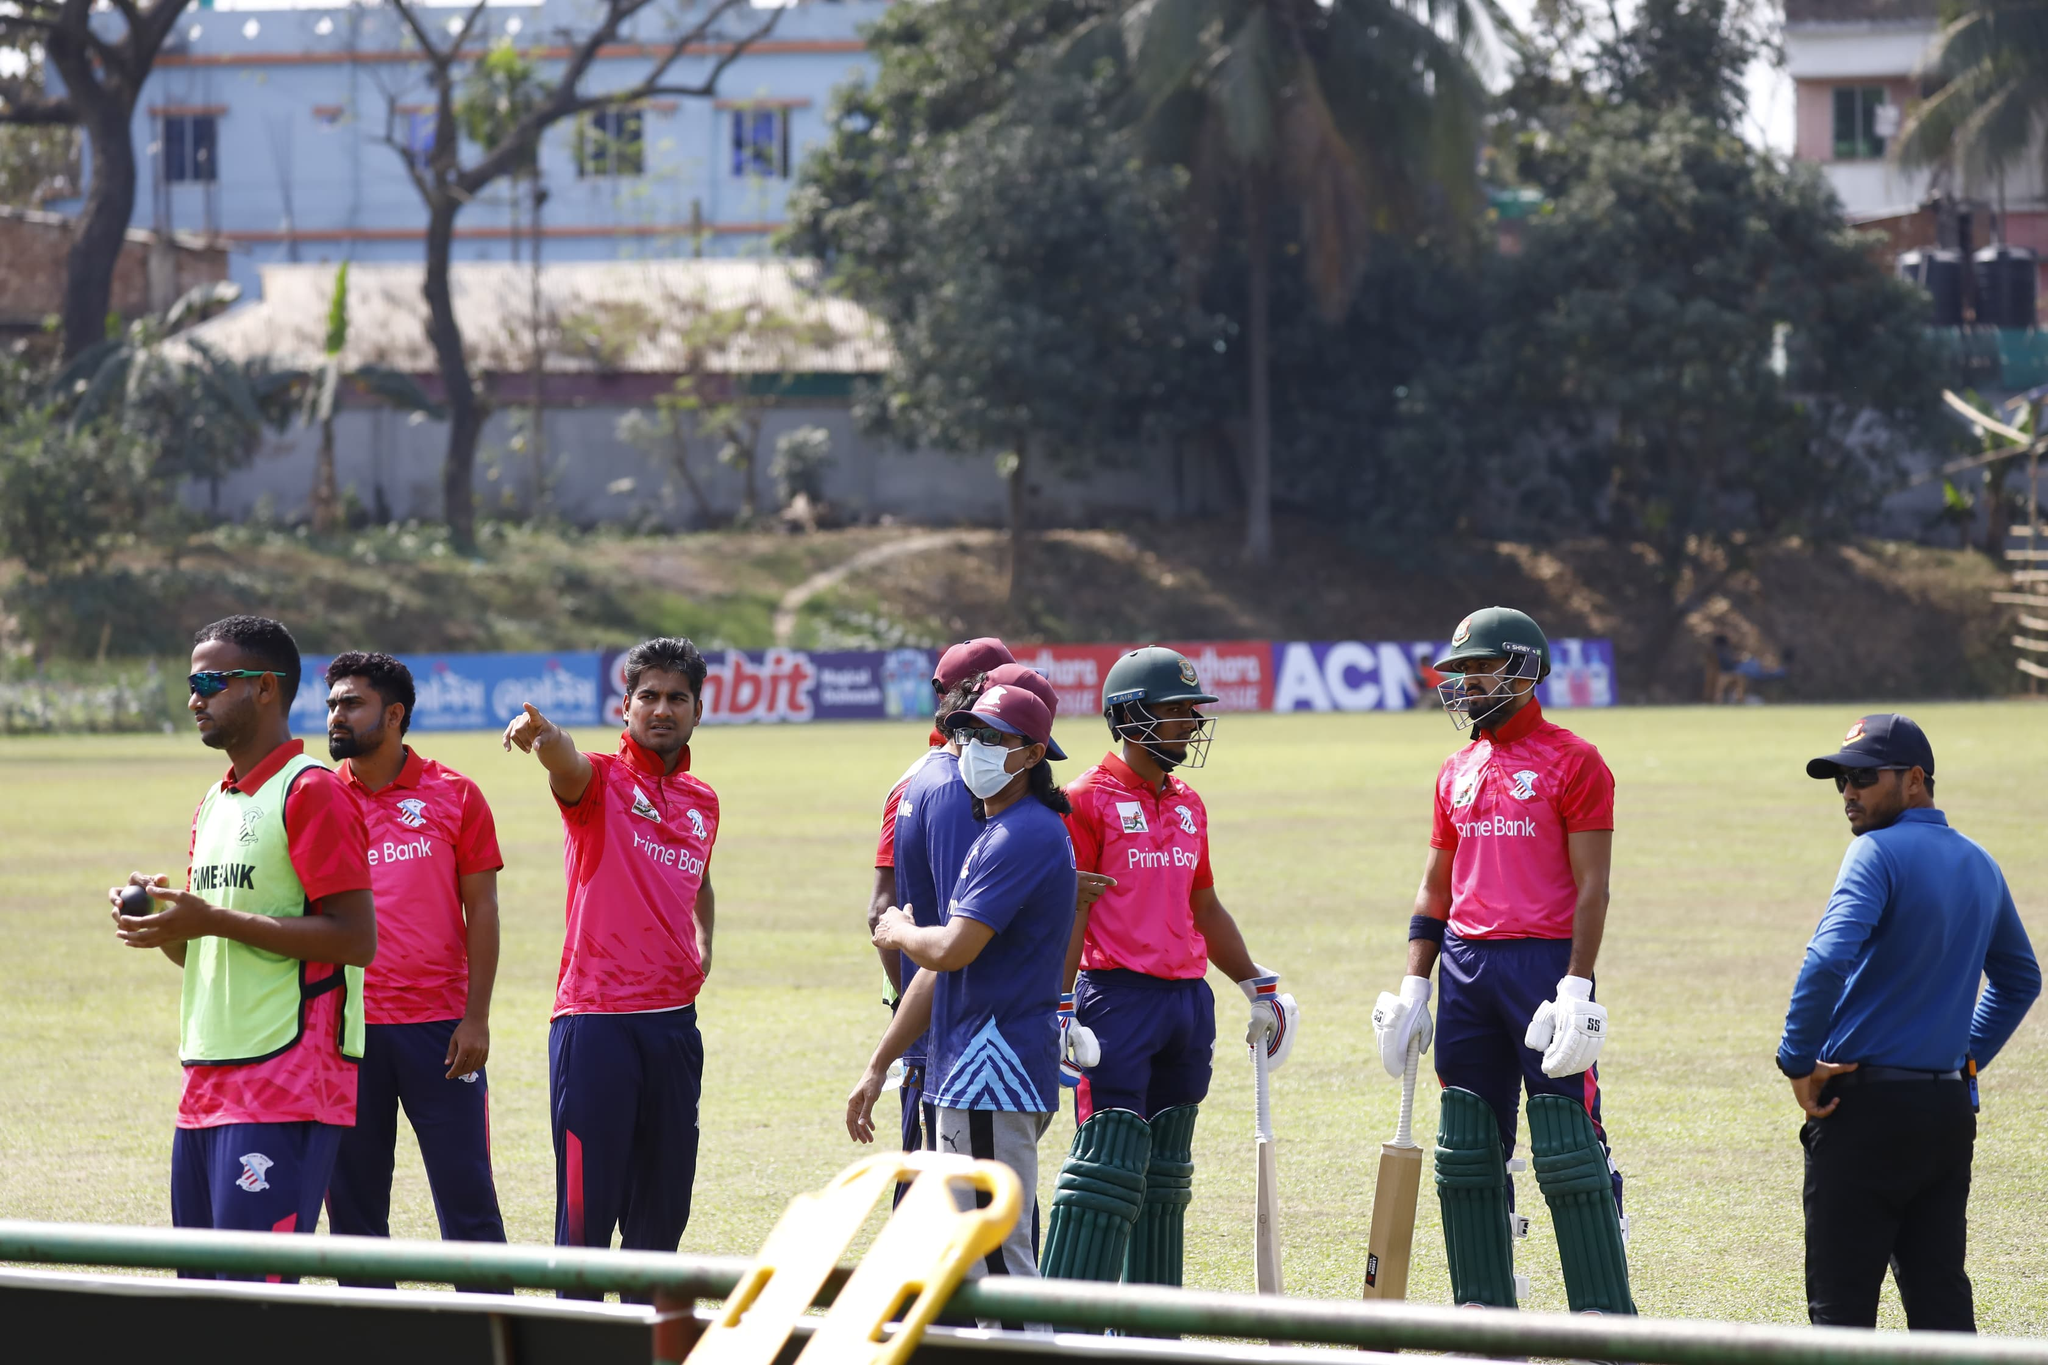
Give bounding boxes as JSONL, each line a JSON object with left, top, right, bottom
{"left": 1408, "top": 914, "right": 1448, "bottom": 945}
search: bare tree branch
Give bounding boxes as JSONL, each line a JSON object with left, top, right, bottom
{"left": 0, "top": 76, "right": 76, "bottom": 126}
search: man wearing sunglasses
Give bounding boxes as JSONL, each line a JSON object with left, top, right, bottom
{"left": 1778, "top": 713, "right": 2039, "bottom": 1330}
{"left": 108, "top": 616, "right": 374, "bottom": 1264}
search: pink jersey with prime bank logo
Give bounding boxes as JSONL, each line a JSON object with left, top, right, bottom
{"left": 554, "top": 736, "right": 720, "bottom": 1017}
{"left": 341, "top": 749, "right": 504, "bottom": 1025}
{"left": 1066, "top": 754, "right": 1216, "bottom": 980}
{"left": 1430, "top": 700, "right": 1614, "bottom": 941}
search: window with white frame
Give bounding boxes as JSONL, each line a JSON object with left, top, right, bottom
{"left": 578, "top": 108, "right": 645, "bottom": 178}
{"left": 162, "top": 114, "right": 217, "bottom": 183}
{"left": 730, "top": 106, "right": 789, "bottom": 179}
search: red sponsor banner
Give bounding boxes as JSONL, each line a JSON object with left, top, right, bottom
{"left": 1159, "top": 640, "right": 1273, "bottom": 713}
{"left": 1008, "top": 640, "right": 1273, "bottom": 731}
{"left": 1007, "top": 644, "right": 1124, "bottom": 732}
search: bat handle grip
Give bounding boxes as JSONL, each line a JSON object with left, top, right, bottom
{"left": 1252, "top": 1036, "right": 1274, "bottom": 1142}
{"left": 1393, "top": 1035, "right": 1421, "bottom": 1148}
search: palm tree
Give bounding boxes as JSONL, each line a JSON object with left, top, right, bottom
{"left": 1895, "top": 0, "right": 2048, "bottom": 198}
{"left": 1080, "top": 0, "right": 1499, "bottom": 560}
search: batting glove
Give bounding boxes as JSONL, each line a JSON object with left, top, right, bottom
{"left": 1058, "top": 992, "right": 1100, "bottom": 1087}
{"left": 1524, "top": 975, "right": 1607, "bottom": 1078}
{"left": 1239, "top": 967, "right": 1300, "bottom": 1070}
{"left": 1372, "top": 975, "right": 1435, "bottom": 1079}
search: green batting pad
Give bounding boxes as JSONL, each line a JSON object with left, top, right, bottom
{"left": 1125, "top": 1104, "right": 1198, "bottom": 1288}
{"left": 1040, "top": 1108, "right": 1151, "bottom": 1282}
{"left": 1528, "top": 1095, "right": 1636, "bottom": 1315}
{"left": 1434, "top": 1087, "right": 1519, "bottom": 1308}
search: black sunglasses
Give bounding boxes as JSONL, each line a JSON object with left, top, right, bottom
{"left": 954, "top": 725, "right": 1024, "bottom": 747}
{"left": 188, "top": 669, "right": 278, "bottom": 698}
{"left": 1835, "top": 765, "right": 1909, "bottom": 792}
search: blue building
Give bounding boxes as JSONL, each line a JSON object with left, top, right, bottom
{"left": 54, "top": 0, "right": 885, "bottom": 296}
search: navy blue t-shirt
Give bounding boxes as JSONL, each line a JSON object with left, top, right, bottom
{"left": 928, "top": 796, "right": 1078, "bottom": 1114}
{"left": 893, "top": 750, "right": 981, "bottom": 1066}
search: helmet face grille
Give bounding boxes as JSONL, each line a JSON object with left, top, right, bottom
{"left": 1436, "top": 650, "right": 1544, "bottom": 733}
{"left": 1109, "top": 700, "right": 1215, "bottom": 771}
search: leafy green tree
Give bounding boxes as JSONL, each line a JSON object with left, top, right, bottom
{"left": 1074, "top": 0, "right": 1496, "bottom": 561}
{"left": 1895, "top": 0, "right": 2048, "bottom": 190}
{"left": 791, "top": 50, "right": 1220, "bottom": 604}
{"left": 1473, "top": 106, "right": 1944, "bottom": 671}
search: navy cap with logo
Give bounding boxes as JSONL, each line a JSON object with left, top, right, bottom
{"left": 1805, "top": 713, "right": 1936, "bottom": 780}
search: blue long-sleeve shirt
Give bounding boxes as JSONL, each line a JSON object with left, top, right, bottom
{"left": 1778, "top": 807, "right": 2040, "bottom": 1076}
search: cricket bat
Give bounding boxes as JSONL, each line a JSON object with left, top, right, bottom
{"left": 1360, "top": 1036, "right": 1425, "bottom": 1301}
{"left": 1253, "top": 1038, "right": 1283, "bottom": 1296}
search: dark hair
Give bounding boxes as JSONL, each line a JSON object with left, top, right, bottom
{"left": 326, "top": 651, "right": 416, "bottom": 736}
{"left": 623, "top": 637, "right": 708, "bottom": 695}
{"left": 193, "top": 615, "right": 301, "bottom": 707}
{"left": 1028, "top": 758, "right": 1072, "bottom": 816}
{"left": 936, "top": 672, "right": 987, "bottom": 727}
{"left": 971, "top": 749, "right": 1072, "bottom": 820}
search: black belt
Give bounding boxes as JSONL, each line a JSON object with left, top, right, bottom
{"left": 1833, "top": 1066, "right": 1963, "bottom": 1086}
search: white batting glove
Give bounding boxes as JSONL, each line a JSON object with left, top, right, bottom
{"left": 1372, "top": 975, "right": 1435, "bottom": 1079}
{"left": 1524, "top": 976, "right": 1606, "bottom": 1078}
{"left": 1239, "top": 967, "right": 1300, "bottom": 1070}
{"left": 1057, "top": 993, "right": 1100, "bottom": 1087}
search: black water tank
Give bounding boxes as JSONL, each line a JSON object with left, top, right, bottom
{"left": 1973, "top": 246, "right": 2039, "bottom": 328}
{"left": 1899, "top": 248, "right": 1965, "bottom": 325}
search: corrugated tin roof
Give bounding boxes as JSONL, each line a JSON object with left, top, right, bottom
{"left": 185, "top": 258, "right": 891, "bottom": 376}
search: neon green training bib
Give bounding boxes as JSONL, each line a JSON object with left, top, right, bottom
{"left": 179, "top": 750, "right": 365, "bottom": 1065}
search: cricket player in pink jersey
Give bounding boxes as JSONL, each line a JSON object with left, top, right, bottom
{"left": 504, "top": 637, "right": 719, "bottom": 1290}
{"left": 323, "top": 652, "right": 507, "bottom": 1271}
{"left": 1371, "top": 607, "right": 1633, "bottom": 1313}
{"left": 1039, "top": 645, "right": 1299, "bottom": 1287}
{"left": 109, "top": 616, "right": 373, "bottom": 1274}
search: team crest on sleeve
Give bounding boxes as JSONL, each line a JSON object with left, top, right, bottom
{"left": 1451, "top": 769, "right": 1481, "bottom": 809}
{"left": 1115, "top": 801, "right": 1148, "bottom": 833}
{"left": 1174, "top": 804, "right": 1198, "bottom": 834}
{"left": 235, "top": 1153, "right": 274, "bottom": 1193}
{"left": 396, "top": 798, "right": 429, "bottom": 829}
{"left": 686, "top": 808, "right": 708, "bottom": 840}
{"left": 629, "top": 786, "right": 661, "bottom": 822}
{"left": 1509, "top": 770, "right": 1539, "bottom": 801}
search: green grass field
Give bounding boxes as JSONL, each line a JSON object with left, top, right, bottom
{"left": 3, "top": 704, "right": 2045, "bottom": 1330}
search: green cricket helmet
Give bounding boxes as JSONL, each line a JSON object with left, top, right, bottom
{"left": 1101, "top": 645, "right": 1219, "bottom": 771}
{"left": 1434, "top": 607, "right": 1550, "bottom": 732}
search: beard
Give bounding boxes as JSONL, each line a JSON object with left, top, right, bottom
{"left": 197, "top": 693, "right": 254, "bottom": 751}
{"left": 328, "top": 724, "right": 379, "bottom": 761}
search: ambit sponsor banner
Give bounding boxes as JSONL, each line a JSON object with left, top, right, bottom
{"left": 1271, "top": 637, "right": 1616, "bottom": 713}
{"left": 291, "top": 637, "right": 1610, "bottom": 732}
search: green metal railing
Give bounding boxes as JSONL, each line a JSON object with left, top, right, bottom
{"left": 4, "top": 1220, "right": 2045, "bottom": 1365}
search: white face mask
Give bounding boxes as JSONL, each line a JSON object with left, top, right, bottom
{"left": 960, "top": 738, "right": 1020, "bottom": 800}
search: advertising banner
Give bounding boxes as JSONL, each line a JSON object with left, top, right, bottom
{"left": 291, "top": 637, "right": 1614, "bottom": 732}
{"left": 1270, "top": 638, "right": 1616, "bottom": 713}
{"left": 291, "top": 652, "right": 606, "bottom": 734}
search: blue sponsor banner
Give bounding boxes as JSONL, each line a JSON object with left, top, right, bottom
{"left": 291, "top": 652, "right": 606, "bottom": 733}
{"left": 1270, "top": 638, "right": 1616, "bottom": 713}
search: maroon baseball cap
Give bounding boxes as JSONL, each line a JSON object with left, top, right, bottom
{"left": 985, "top": 663, "right": 1059, "bottom": 720}
{"left": 943, "top": 674, "right": 1067, "bottom": 761}
{"left": 934, "top": 637, "right": 1013, "bottom": 693}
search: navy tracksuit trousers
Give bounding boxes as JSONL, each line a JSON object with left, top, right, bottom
{"left": 327, "top": 1019, "right": 506, "bottom": 1286}
{"left": 550, "top": 1006, "right": 703, "bottom": 1299}
{"left": 171, "top": 1121, "right": 343, "bottom": 1280}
